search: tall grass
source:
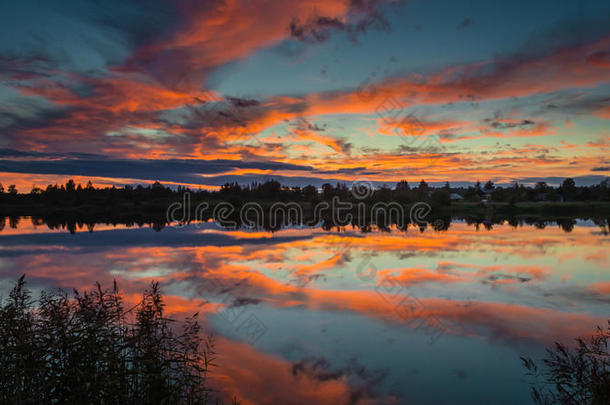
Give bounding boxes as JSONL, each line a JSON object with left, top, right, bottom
{"left": 522, "top": 322, "right": 610, "bottom": 405}
{"left": 0, "top": 276, "right": 228, "bottom": 404}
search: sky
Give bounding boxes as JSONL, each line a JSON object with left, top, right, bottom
{"left": 0, "top": 0, "right": 609, "bottom": 190}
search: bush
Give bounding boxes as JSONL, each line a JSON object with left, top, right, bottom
{"left": 522, "top": 321, "right": 610, "bottom": 405}
{"left": 0, "top": 276, "right": 219, "bottom": 405}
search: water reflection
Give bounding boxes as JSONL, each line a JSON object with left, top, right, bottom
{"left": 0, "top": 214, "right": 608, "bottom": 235}
{"left": 0, "top": 217, "right": 608, "bottom": 404}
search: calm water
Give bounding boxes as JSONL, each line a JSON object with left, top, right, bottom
{"left": 1, "top": 217, "right": 609, "bottom": 404}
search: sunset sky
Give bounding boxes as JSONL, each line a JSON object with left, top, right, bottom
{"left": 1, "top": 0, "right": 609, "bottom": 190}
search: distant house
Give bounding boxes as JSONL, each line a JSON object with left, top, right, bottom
{"left": 450, "top": 193, "right": 464, "bottom": 201}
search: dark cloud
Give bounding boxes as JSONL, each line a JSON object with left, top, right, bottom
{"left": 290, "top": 16, "right": 345, "bottom": 42}
{"left": 0, "top": 148, "right": 102, "bottom": 160}
{"left": 591, "top": 167, "right": 610, "bottom": 172}
{"left": 541, "top": 94, "right": 610, "bottom": 117}
{"left": 292, "top": 117, "right": 326, "bottom": 132}
{"left": 290, "top": 117, "right": 351, "bottom": 153}
{"left": 0, "top": 151, "right": 405, "bottom": 188}
{"left": 482, "top": 274, "right": 531, "bottom": 284}
{"left": 305, "top": 121, "right": 326, "bottom": 132}
{"left": 452, "top": 368, "right": 469, "bottom": 380}
{"left": 0, "top": 104, "right": 70, "bottom": 137}
{"left": 288, "top": 0, "right": 390, "bottom": 43}
{"left": 0, "top": 0, "right": 176, "bottom": 75}
{"left": 337, "top": 140, "right": 353, "bottom": 154}
{"left": 309, "top": 123, "right": 325, "bottom": 131}
{"left": 483, "top": 118, "right": 535, "bottom": 129}
{"left": 346, "top": 0, "right": 391, "bottom": 41}
{"left": 228, "top": 97, "right": 261, "bottom": 108}
{"left": 229, "top": 297, "right": 262, "bottom": 308}
{"left": 0, "top": 55, "right": 55, "bottom": 81}
{"left": 0, "top": 153, "right": 468, "bottom": 188}
{"left": 0, "top": 153, "right": 313, "bottom": 185}
{"left": 314, "top": 167, "right": 367, "bottom": 175}
{"left": 457, "top": 18, "right": 472, "bottom": 30}
{"left": 290, "top": 356, "right": 388, "bottom": 400}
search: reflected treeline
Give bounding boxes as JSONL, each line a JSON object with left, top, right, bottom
{"left": 1, "top": 213, "right": 609, "bottom": 235}
{"left": 0, "top": 214, "right": 169, "bottom": 234}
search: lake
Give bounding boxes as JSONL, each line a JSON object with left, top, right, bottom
{"left": 1, "top": 217, "right": 608, "bottom": 404}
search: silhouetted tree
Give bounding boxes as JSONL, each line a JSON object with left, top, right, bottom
{"left": 394, "top": 180, "right": 412, "bottom": 203}
{"left": 65, "top": 179, "right": 76, "bottom": 192}
{"left": 259, "top": 180, "right": 281, "bottom": 199}
{"left": 375, "top": 184, "right": 392, "bottom": 201}
{"left": 561, "top": 178, "right": 576, "bottom": 200}
{"left": 396, "top": 180, "right": 410, "bottom": 192}
{"left": 321, "top": 183, "right": 334, "bottom": 200}
{"left": 302, "top": 185, "right": 318, "bottom": 202}
{"left": 431, "top": 188, "right": 451, "bottom": 206}
{"left": 416, "top": 180, "right": 429, "bottom": 200}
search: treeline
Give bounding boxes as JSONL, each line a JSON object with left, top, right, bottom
{"left": 0, "top": 276, "right": 237, "bottom": 405}
{"left": 2, "top": 177, "right": 610, "bottom": 206}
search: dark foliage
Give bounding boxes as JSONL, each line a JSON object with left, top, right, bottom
{"left": 0, "top": 178, "right": 609, "bottom": 233}
{"left": 0, "top": 276, "right": 224, "bottom": 405}
{"left": 522, "top": 321, "right": 610, "bottom": 405}
{"left": 1, "top": 177, "right": 609, "bottom": 208}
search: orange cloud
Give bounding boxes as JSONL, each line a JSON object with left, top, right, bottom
{"left": 124, "top": 0, "right": 363, "bottom": 92}
{"left": 590, "top": 281, "right": 610, "bottom": 295}
{"left": 212, "top": 337, "right": 396, "bottom": 405}
{"left": 377, "top": 268, "right": 466, "bottom": 286}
